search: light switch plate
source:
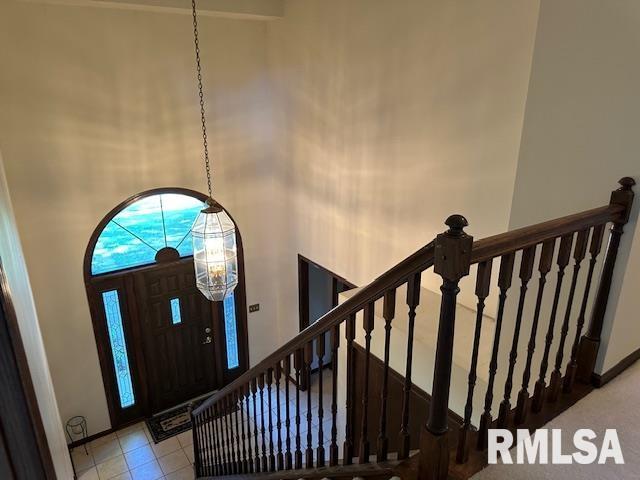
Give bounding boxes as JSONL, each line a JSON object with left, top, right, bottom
{"left": 249, "top": 303, "right": 260, "bottom": 313}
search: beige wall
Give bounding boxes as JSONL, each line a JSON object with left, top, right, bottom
{"left": 266, "top": 0, "right": 540, "bottom": 339}
{"left": 508, "top": 0, "right": 640, "bottom": 373}
{"left": 0, "top": 1, "right": 281, "bottom": 435}
{"left": 0, "top": 152, "right": 74, "bottom": 479}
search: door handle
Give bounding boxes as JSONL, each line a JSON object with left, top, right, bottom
{"left": 202, "top": 335, "right": 212, "bottom": 345}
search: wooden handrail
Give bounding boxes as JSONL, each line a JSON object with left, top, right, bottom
{"left": 470, "top": 204, "right": 624, "bottom": 264}
{"left": 193, "top": 241, "right": 437, "bottom": 417}
{"left": 194, "top": 203, "right": 624, "bottom": 418}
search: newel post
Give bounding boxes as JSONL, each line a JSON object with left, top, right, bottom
{"left": 419, "top": 215, "right": 472, "bottom": 480}
{"left": 188, "top": 403, "right": 201, "bottom": 477}
{"left": 576, "top": 177, "right": 635, "bottom": 384}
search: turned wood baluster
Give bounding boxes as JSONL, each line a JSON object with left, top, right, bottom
{"left": 251, "top": 378, "right": 261, "bottom": 473}
{"left": 283, "top": 355, "right": 293, "bottom": 469}
{"left": 330, "top": 325, "right": 340, "bottom": 466}
{"left": 420, "top": 215, "right": 472, "bottom": 480}
{"left": 316, "top": 334, "right": 326, "bottom": 467}
{"left": 234, "top": 391, "right": 243, "bottom": 472}
{"left": 304, "top": 343, "right": 314, "bottom": 468}
{"left": 217, "top": 404, "right": 227, "bottom": 474}
{"left": 238, "top": 389, "right": 248, "bottom": 472}
{"left": 225, "top": 397, "right": 234, "bottom": 473}
{"left": 343, "top": 314, "right": 356, "bottom": 465}
{"left": 549, "top": 229, "right": 589, "bottom": 402}
{"left": 212, "top": 405, "right": 223, "bottom": 474}
{"left": 229, "top": 396, "right": 238, "bottom": 473}
{"left": 211, "top": 408, "right": 219, "bottom": 475}
{"left": 226, "top": 397, "right": 234, "bottom": 473}
{"left": 198, "top": 409, "right": 208, "bottom": 475}
{"left": 217, "top": 402, "right": 229, "bottom": 474}
{"left": 377, "top": 290, "right": 396, "bottom": 462}
{"left": 258, "top": 374, "right": 268, "bottom": 472}
{"left": 514, "top": 239, "right": 555, "bottom": 425}
{"left": 213, "top": 404, "right": 222, "bottom": 473}
{"left": 577, "top": 178, "right": 635, "bottom": 382}
{"left": 266, "top": 368, "right": 276, "bottom": 471}
{"left": 232, "top": 395, "right": 241, "bottom": 473}
{"left": 359, "top": 301, "right": 375, "bottom": 464}
{"left": 294, "top": 349, "right": 303, "bottom": 469}
{"left": 213, "top": 407, "right": 223, "bottom": 474}
{"left": 275, "top": 363, "right": 284, "bottom": 470}
{"left": 190, "top": 408, "right": 202, "bottom": 477}
{"left": 531, "top": 234, "right": 574, "bottom": 412}
{"left": 225, "top": 396, "right": 237, "bottom": 473}
{"left": 477, "top": 252, "right": 515, "bottom": 450}
{"left": 456, "top": 259, "right": 492, "bottom": 464}
{"left": 244, "top": 384, "right": 254, "bottom": 473}
{"left": 203, "top": 411, "right": 212, "bottom": 475}
{"left": 217, "top": 405, "right": 226, "bottom": 474}
{"left": 399, "top": 272, "right": 421, "bottom": 459}
{"left": 202, "top": 407, "right": 212, "bottom": 475}
{"left": 497, "top": 246, "right": 536, "bottom": 428}
{"left": 564, "top": 225, "right": 606, "bottom": 392}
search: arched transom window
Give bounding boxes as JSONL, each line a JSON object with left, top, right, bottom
{"left": 91, "top": 193, "right": 205, "bottom": 275}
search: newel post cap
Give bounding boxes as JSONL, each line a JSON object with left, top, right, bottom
{"left": 618, "top": 177, "right": 636, "bottom": 190}
{"left": 444, "top": 214, "right": 469, "bottom": 234}
{"left": 612, "top": 177, "right": 635, "bottom": 223}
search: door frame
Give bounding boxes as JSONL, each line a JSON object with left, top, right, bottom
{"left": 0, "top": 260, "right": 56, "bottom": 479}
{"left": 297, "top": 254, "right": 356, "bottom": 333}
{"left": 84, "top": 187, "right": 250, "bottom": 428}
{"left": 297, "top": 255, "right": 356, "bottom": 390}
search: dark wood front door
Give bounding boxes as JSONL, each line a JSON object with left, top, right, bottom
{"left": 134, "top": 260, "right": 221, "bottom": 413}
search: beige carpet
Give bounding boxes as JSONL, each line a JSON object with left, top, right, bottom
{"left": 472, "top": 360, "right": 640, "bottom": 479}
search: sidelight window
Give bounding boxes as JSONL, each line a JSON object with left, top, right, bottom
{"left": 224, "top": 293, "right": 239, "bottom": 369}
{"left": 102, "top": 290, "right": 135, "bottom": 408}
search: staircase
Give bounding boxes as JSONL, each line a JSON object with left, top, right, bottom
{"left": 189, "top": 178, "right": 635, "bottom": 479}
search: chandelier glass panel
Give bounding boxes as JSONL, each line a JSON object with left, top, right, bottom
{"left": 192, "top": 201, "right": 238, "bottom": 301}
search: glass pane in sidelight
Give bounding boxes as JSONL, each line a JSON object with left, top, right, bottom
{"left": 101, "top": 290, "right": 135, "bottom": 408}
{"left": 223, "top": 292, "right": 240, "bottom": 369}
{"left": 170, "top": 297, "right": 182, "bottom": 325}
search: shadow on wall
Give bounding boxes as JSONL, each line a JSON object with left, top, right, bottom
{"left": 267, "top": 0, "right": 541, "bottom": 320}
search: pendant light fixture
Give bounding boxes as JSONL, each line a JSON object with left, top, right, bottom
{"left": 190, "top": 0, "right": 239, "bottom": 302}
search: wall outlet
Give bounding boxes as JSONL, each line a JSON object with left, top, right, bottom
{"left": 249, "top": 303, "right": 260, "bottom": 313}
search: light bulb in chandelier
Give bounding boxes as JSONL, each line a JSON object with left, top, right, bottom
{"left": 191, "top": 198, "right": 238, "bottom": 301}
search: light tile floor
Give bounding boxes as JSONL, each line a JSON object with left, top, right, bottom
{"left": 71, "top": 421, "right": 195, "bottom": 480}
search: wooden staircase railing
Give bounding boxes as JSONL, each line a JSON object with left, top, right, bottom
{"left": 190, "top": 177, "right": 635, "bottom": 480}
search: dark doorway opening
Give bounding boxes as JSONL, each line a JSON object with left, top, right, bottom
{"left": 297, "top": 255, "right": 356, "bottom": 388}
{"left": 0, "top": 261, "right": 55, "bottom": 479}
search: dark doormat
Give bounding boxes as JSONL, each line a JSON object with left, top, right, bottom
{"left": 145, "top": 399, "right": 204, "bottom": 443}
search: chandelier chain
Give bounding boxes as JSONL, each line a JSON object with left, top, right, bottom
{"left": 191, "top": 0, "right": 213, "bottom": 199}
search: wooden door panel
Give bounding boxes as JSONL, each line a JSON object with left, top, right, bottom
{"left": 136, "top": 260, "right": 220, "bottom": 412}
